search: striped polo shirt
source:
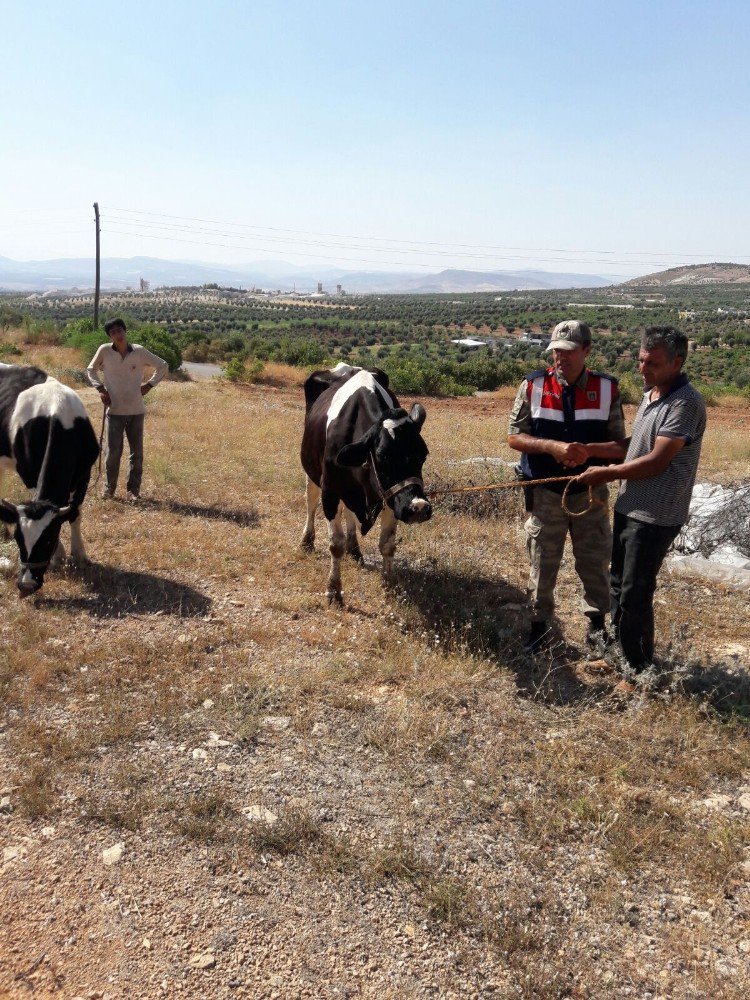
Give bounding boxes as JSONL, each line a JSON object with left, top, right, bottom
{"left": 615, "top": 374, "right": 706, "bottom": 527}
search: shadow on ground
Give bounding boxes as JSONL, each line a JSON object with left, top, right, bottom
{"left": 392, "top": 561, "right": 603, "bottom": 708}
{"left": 644, "top": 658, "right": 750, "bottom": 723}
{"left": 36, "top": 561, "right": 212, "bottom": 619}
{"left": 393, "top": 561, "right": 750, "bottom": 718}
{"left": 112, "top": 496, "right": 260, "bottom": 527}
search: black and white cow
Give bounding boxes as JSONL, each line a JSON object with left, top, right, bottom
{"left": 0, "top": 364, "right": 99, "bottom": 596}
{"left": 300, "top": 363, "right": 432, "bottom": 604}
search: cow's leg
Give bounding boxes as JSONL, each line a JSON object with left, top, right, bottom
{"left": 378, "top": 505, "right": 398, "bottom": 577}
{"left": 326, "top": 503, "right": 346, "bottom": 605}
{"left": 300, "top": 477, "right": 320, "bottom": 552}
{"left": 343, "top": 507, "right": 363, "bottom": 563}
{"left": 68, "top": 511, "right": 87, "bottom": 565}
{"left": 0, "top": 470, "right": 8, "bottom": 540}
{"left": 50, "top": 538, "right": 66, "bottom": 567}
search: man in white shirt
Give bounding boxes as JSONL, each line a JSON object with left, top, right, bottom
{"left": 87, "top": 318, "right": 168, "bottom": 500}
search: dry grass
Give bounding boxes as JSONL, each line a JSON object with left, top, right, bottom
{"left": 1, "top": 339, "right": 750, "bottom": 997}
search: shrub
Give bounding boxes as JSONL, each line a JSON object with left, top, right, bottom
{"left": 270, "top": 337, "right": 327, "bottom": 367}
{"left": 62, "top": 319, "right": 108, "bottom": 358}
{"left": 0, "top": 307, "right": 23, "bottom": 333}
{"left": 63, "top": 318, "right": 182, "bottom": 372}
{"left": 182, "top": 342, "right": 210, "bottom": 363}
{"left": 136, "top": 324, "right": 182, "bottom": 372}
{"left": 223, "top": 357, "right": 264, "bottom": 383}
{"left": 384, "top": 359, "right": 444, "bottom": 395}
{"left": 698, "top": 385, "right": 719, "bottom": 407}
{"left": 617, "top": 372, "right": 643, "bottom": 404}
{"left": 21, "top": 317, "right": 61, "bottom": 346}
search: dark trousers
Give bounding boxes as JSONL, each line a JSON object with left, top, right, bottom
{"left": 106, "top": 413, "right": 145, "bottom": 495}
{"left": 610, "top": 511, "right": 681, "bottom": 670}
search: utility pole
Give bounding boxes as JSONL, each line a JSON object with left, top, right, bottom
{"left": 93, "top": 202, "right": 101, "bottom": 328}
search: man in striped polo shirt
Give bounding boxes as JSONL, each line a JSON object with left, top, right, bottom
{"left": 577, "top": 327, "right": 706, "bottom": 672}
{"left": 508, "top": 320, "right": 627, "bottom": 653}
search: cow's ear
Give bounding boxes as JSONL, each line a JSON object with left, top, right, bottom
{"left": 370, "top": 368, "right": 390, "bottom": 391}
{"left": 0, "top": 500, "right": 19, "bottom": 525}
{"left": 57, "top": 505, "right": 77, "bottom": 523}
{"left": 336, "top": 439, "right": 371, "bottom": 468}
{"left": 409, "top": 403, "right": 426, "bottom": 430}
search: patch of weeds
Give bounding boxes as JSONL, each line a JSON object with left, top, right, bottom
{"left": 604, "top": 792, "right": 689, "bottom": 870}
{"left": 680, "top": 818, "right": 750, "bottom": 891}
{"left": 634, "top": 648, "right": 750, "bottom": 725}
{"left": 419, "top": 875, "right": 470, "bottom": 927}
{"left": 359, "top": 716, "right": 402, "bottom": 755}
{"left": 84, "top": 794, "right": 153, "bottom": 833}
{"left": 361, "top": 705, "right": 460, "bottom": 765}
{"left": 362, "top": 837, "right": 432, "bottom": 885}
{"left": 16, "top": 763, "right": 57, "bottom": 819}
{"left": 176, "top": 791, "right": 237, "bottom": 844}
{"left": 15, "top": 720, "right": 93, "bottom": 764}
{"left": 326, "top": 691, "right": 374, "bottom": 713}
{"left": 0, "top": 655, "right": 15, "bottom": 703}
{"left": 224, "top": 675, "right": 286, "bottom": 747}
{"left": 245, "top": 807, "right": 322, "bottom": 855}
{"left": 478, "top": 894, "right": 578, "bottom": 999}
{"left": 423, "top": 721, "right": 456, "bottom": 762}
{"left": 94, "top": 710, "right": 145, "bottom": 749}
{"left": 55, "top": 367, "right": 89, "bottom": 387}
{"left": 310, "top": 832, "right": 362, "bottom": 877}
{"left": 82, "top": 764, "right": 156, "bottom": 832}
{"left": 235, "top": 715, "right": 261, "bottom": 747}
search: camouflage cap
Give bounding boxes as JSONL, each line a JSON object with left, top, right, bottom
{"left": 547, "top": 320, "right": 592, "bottom": 351}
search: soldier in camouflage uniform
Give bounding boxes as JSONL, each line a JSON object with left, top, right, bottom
{"left": 508, "top": 321, "right": 627, "bottom": 652}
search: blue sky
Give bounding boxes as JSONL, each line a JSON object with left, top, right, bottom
{"left": 1, "top": 0, "right": 748, "bottom": 277}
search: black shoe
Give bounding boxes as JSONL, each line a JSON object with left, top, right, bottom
{"left": 586, "top": 615, "right": 609, "bottom": 647}
{"left": 524, "top": 621, "right": 551, "bottom": 653}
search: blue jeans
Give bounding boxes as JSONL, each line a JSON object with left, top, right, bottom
{"left": 611, "top": 511, "right": 681, "bottom": 670}
{"left": 106, "top": 413, "right": 145, "bottom": 495}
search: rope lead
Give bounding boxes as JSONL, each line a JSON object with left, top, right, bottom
{"left": 427, "top": 474, "right": 606, "bottom": 518}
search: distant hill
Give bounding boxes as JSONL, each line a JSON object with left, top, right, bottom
{"left": 0, "top": 255, "right": 613, "bottom": 294}
{"left": 624, "top": 263, "right": 750, "bottom": 287}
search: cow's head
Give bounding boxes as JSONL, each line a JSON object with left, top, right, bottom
{"left": 336, "top": 404, "right": 432, "bottom": 524}
{"left": 0, "top": 499, "right": 76, "bottom": 596}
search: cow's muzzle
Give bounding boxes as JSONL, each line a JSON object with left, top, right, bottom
{"left": 17, "top": 563, "right": 47, "bottom": 597}
{"left": 402, "top": 497, "right": 433, "bottom": 524}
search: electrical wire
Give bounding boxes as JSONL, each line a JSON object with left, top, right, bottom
{"left": 104, "top": 205, "right": 749, "bottom": 262}
{"left": 102, "top": 222, "right": 739, "bottom": 271}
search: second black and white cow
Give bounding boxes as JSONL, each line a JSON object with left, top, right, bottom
{"left": 0, "top": 364, "right": 99, "bottom": 596}
{"left": 300, "top": 363, "right": 432, "bottom": 603}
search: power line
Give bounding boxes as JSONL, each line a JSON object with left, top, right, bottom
{"left": 106, "top": 217, "right": 642, "bottom": 263}
{"left": 102, "top": 222, "right": 734, "bottom": 271}
{"left": 104, "top": 205, "right": 748, "bottom": 261}
{"left": 102, "top": 227, "right": 454, "bottom": 269}
{"left": 0, "top": 226, "right": 91, "bottom": 236}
